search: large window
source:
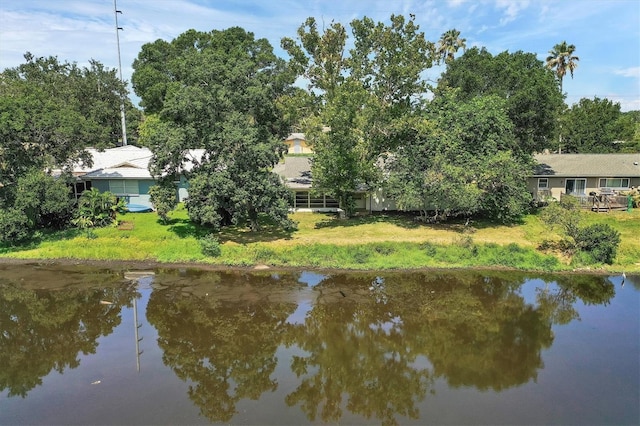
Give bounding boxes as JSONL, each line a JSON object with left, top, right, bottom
{"left": 598, "top": 178, "right": 629, "bottom": 189}
{"left": 109, "top": 180, "right": 139, "bottom": 195}
{"left": 565, "top": 179, "right": 586, "bottom": 195}
{"left": 293, "top": 191, "right": 339, "bottom": 208}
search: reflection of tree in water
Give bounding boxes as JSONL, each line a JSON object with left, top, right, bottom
{"left": 145, "top": 270, "right": 298, "bottom": 422}
{"left": 0, "top": 270, "right": 136, "bottom": 397}
{"left": 283, "top": 271, "right": 613, "bottom": 424}
{"left": 536, "top": 274, "right": 615, "bottom": 325}
{"left": 413, "top": 272, "right": 552, "bottom": 391}
{"left": 283, "top": 274, "right": 433, "bottom": 426}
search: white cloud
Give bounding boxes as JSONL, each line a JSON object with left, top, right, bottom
{"left": 447, "top": 0, "right": 467, "bottom": 7}
{"left": 495, "top": 0, "right": 530, "bottom": 25}
{"left": 614, "top": 67, "right": 640, "bottom": 78}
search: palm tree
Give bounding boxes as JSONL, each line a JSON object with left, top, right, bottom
{"left": 546, "top": 41, "right": 579, "bottom": 93}
{"left": 437, "top": 29, "right": 466, "bottom": 64}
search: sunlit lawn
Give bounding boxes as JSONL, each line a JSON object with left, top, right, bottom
{"left": 2, "top": 205, "right": 639, "bottom": 272}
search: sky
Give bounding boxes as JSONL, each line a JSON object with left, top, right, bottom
{"left": 1, "top": 0, "right": 639, "bottom": 111}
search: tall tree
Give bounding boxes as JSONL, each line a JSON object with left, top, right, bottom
{"left": 439, "top": 47, "right": 564, "bottom": 154}
{"left": 560, "top": 97, "right": 627, "bottom": 153}
{"left": 436, "top": 29, "right": 466, "bottom": 64}
{"left": 385, "top": 92, "right": 531, "bottom": 223}
{"left": 0, "top": 53, "right": 140, "bottom": 240}
{"left": 281, "top": 14, "right": 435, "bottom": 215}
{"left": 546, "top": 41, "right": 579, "bottom": 93}
{"left": 133, "top": 28, "right": 295, "bottom": 231}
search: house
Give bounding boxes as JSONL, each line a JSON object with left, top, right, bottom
{"left": 273, "top": 156, "right": 392, "bottom": 212}
{"left": 76, "top": 138, "right": 639, "bottom": 214}
{"left": 284, "top": 133, "right": 313, "bottom": 154}
{"left": 529, "top": 153, "right": 640, "bottom": 202}
{"left": 276, "top": 148, "right": 640, "bottom": 213}
{"left": 72, "top": 146, "right": 204, "bottom": 210}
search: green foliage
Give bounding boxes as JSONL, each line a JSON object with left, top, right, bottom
{"left": 385, "top": 93, "right": 531, "bottom": 223}
{"left": 199, "top": 234, "right": 222, "bottom": 257}
{"left": 0, "top": 208, "right": 31, "bottom": 244}
{"left": 436, "top": 29, "right": 466, "bottom": 64}
{"left": 545, "top": 41, "right": 579, "bottom": 93}
{"left": 476, "top": 151, "right": 533, "bottom": 223}
{"left": 0, "top": 53, "right": 141, "bottom": 192}
{"left": 133, "top": 27, "right": 295, "bottom": 232}
{"left": 574, "top": 223, "right": 621, "bottom": 264}
{"left": 0, "top": 169, "right": 74, "bottom": 244}
{"left": 540, "top": 198, "right": 622, "bottom": 264}
{"left": 560, "top": 97, "right": 628, "bottom": 153}
{"left": 539, "top": 196, "right": 582, "bottom": 240}
{"left": 13, "top": 169, "right": 75, "bottom": 229}
{"left": 616, "top": 110, "right": 640, "bottom": 153}
{"left": 439, "top": 47, "right": 563, "bottom": 155}
{"left": 149, "top": 181, "right": 177, "bottom": 224}
{"left": 73, "top": 188, "right": 124, "bottom": 229}
{"left": 282, "top": 15, "right": 435, "bottom": 216}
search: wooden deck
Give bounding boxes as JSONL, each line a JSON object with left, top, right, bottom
{"left": 560, "top": 194, "right": 629, "bottom": 212}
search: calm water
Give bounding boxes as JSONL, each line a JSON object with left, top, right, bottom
{"left": 0, "top": 263, "right": 638, "bottom": 425}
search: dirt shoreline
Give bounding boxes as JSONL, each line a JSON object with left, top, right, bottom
{"left": 0, "top": 256, "right": 615, "bottom": 276}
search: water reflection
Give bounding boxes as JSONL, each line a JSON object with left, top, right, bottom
{"left": 0, "top": 264, "right": 137, "bottom": 397}
{"left": 146, "top": 270, "right": 299, "bottom": 422}
{"left": 0, "top": 264, "right": 630, "bottom": 425}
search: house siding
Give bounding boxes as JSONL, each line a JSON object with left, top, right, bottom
{"left": 528, "top": 176, "right": 640, "bottom": 201}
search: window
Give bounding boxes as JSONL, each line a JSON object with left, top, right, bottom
{"left": 537, "top": 178, "right": 548, "bottom": 189}
{"left": 598, "top": 178, "right": 629, "bottom": 189}
{"left": 109, "top": 180, "right": 139, "bottom": 195}
{"left": 565, "top": 179, "right": 586, "bottom": 195}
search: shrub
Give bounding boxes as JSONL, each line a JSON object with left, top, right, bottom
{"left": 73, "top": 188, "right": 125, "bottom": 228}
{"left": 574, "top": 223, "right": 621, "bottom": 264}
{"left": 421, "top": 242, "right": 437, "bottom": 257}
{"left": 149, "top": 182, "right": 177, "bottom": 224}
{"left": 200, "top": 234, "right": 222, "bottom": 257}
{"left": 373, "top": 244, "right": 395, "bottom": 256}
{"left": 0, "top": 208, "right": 31, "bottom": 244}
{"left": 352, "top": 247, "right": 371, "bottom": 264}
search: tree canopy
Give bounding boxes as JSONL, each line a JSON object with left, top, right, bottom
{"left": 560, "top": 97, "right": 632, "bottom": 153}
{"left": 133, "top": 27, "right": 296, "bottom": 231}
{"left": 281, "top": 14, "right": 435, "bottom": 214}
{"left": 438, "top": 47, "right": 564, "bottom": 155}
{"left": 0, "top": 53, "right": 141, "bottom": 242}
{"left": 385, "top": 92, "right": 532, "bottom": 223}
{"left": 0, "top": 53, "right": 140, "bottom": 190}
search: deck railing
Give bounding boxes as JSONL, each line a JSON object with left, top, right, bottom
{"left": 560, "top": 193, "right": 628, "bottom": 210}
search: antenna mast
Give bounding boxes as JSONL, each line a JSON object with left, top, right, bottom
{"left": 114, "top": 0, "right": 127, "bottom": 146}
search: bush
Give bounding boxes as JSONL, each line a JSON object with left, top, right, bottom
{"left": 200, "top": 234, "right": 222, "bottom": 257}
{"left": 421, "top": 242, "right": 437, "bottom": 257}
{"left": 0, "top": 208, "right": 31, "bottom": 244}
{"left": 574, "top": 223, "right": 621, "bottom": 264}
{"left": 149, "top": 182, "right": 177, "bottom": 224}
{"left": 73, "top": 188, "right": 125, "bottom": 228}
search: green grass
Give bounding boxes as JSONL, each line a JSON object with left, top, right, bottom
{"left": 2, "top": 206, "right": 639, "bottom": 273}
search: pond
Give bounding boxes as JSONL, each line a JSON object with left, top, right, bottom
{"left": 0, "top": 263, "right": 638, "bottom": 425}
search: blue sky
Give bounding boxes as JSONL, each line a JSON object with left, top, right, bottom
{"left": 1, "top": 0, "right": 638, "bottom": 111}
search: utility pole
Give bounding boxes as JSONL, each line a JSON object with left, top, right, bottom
{"left": 114, "top": 0, "right": 127, "bottom": 146}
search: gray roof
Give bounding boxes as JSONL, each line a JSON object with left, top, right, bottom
{"left": 533, "top": 153, "right": 640, "bottom": 177}
{"left": 273, "top": 157, "right": 312, "bottom": 189}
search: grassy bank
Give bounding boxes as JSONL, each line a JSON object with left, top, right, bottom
{"left": 1, "top": 206, "right": 639, "bottom": 273}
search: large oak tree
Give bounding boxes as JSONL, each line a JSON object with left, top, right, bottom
{"left": 133, "top": 28, "right": 296, "bottom": 231}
